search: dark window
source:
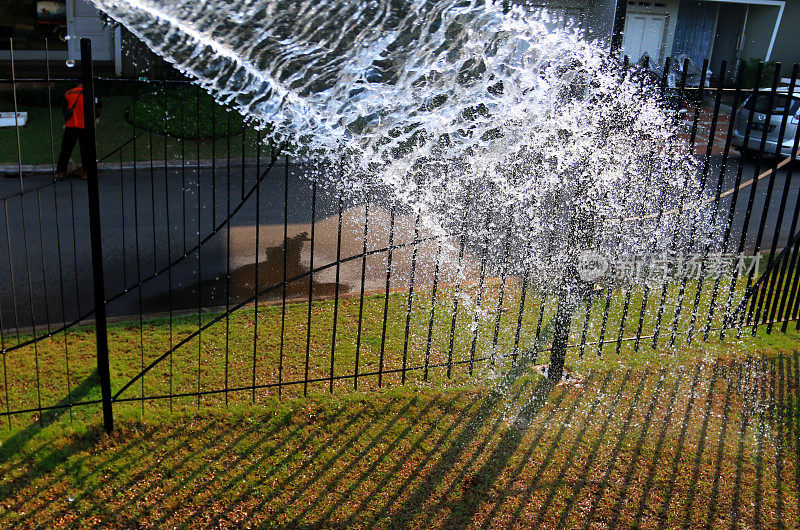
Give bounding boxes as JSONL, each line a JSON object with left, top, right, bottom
{"left": 743, "top": 94, "right": 800, "bottom": 116}
{"left": 0, "top": 1, "right": 68, "bottom": 51}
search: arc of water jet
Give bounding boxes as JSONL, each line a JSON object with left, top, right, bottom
{"left": 90, "top": 0, "right": 325, "bottom": 127}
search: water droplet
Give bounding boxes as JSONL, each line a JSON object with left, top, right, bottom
{"left": 65, "top": 60, "right": 76, "bottom": 68}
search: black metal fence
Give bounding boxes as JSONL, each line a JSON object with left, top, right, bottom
{"left": 0, "top": 38, "right": 799, "bottom": 431}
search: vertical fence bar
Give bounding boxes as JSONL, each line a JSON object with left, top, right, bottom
{"left": 378, "top": 207, "right": 396, "bottom": 388}
{"left": 615, "top": 290, "right": 630, "bottom": 355}
{"left": 81, "top": 39, "right": 113, "bottom": 432}
{"left": 739, "top": 65, "right": 783, "bottom": 334}
{"left": 469, "top": 214, "right": 490, "bottom": 376}
{"left": 303, "top": 178, "right": 318, "bottom": 396}
{"left": 181, "top": 87, "right": 187, "bottom": 256}
{"left": 791, "top": 274, "right": 800, "bottom": 331}
{"left": 596, "top": 292, "right": 611, "bottom": 356}
{"left": 610, "top": 0, "right": 627, "bottom": 55}
{"left": 211, "top": 104, "right": 216, "bottom": 226}
{"left": 401, "top": 214, "right": 420, "bottom": 385}
{"left": 446, "top": 189, "right": 471, "bottom": 377}
{"left": 278, "top": 153, "right": 288, "bottom": 397}
{"left": 149, "top": 99, "right": 157, "bottom": 280}
{"left": 252, "top": 130, "right": 262, "bottom": 402}
{"left": 704, "top": 60, "right": 746, "bottom": 340}
{"left": 133, "top": 82, "right": 146, "bottom": 414}
{"left": 196, "top": 84, "right": 203, "bottom": 407}
{"left": 744, "top": 64, "right": 784, "bottom": 331}
{"left": 774, "top": 125, "right": 800, "bottom": 329}
{"left": 164, "top": 77, "right": 175, "bottom": 410}
{"left": 784, "top": 238, "right": 800, "bottom": 326}
{"left": 719, "top": 60, "right": 760, "bottom": 339}
{"left": 11, "top": 38, "right": 43, "bottom": 423}
{"left": 329, "top": 195, "right": 343, "bottom": 393}
{"left": 118, "top": 149, "right": 127, "bottom": 308}
{"left": 446, "top": 232, "right": 466, "bottom": 378}
{"left": 758, "top": 64, "right": 799, "bottom": 331}
{"left": 354, "top": 203, "right": 369, "bottom": 390}
{"left": 424, "top": 241, "right": 442, "bottom": 380}
{"left": 579, "top": 292, "right": 594, "bottom": 358}
{"left": 0, "top": 205, "right": 8, "bottom": 428}
{"left": 534, "top": 296, "right": 547, "bottom": 347}
{"left": 224, "top": 110, "right": 232, "bottom": 405}
{"left": 0, "top": 289, "right": 7, "bottom": 428}
{"left": 511, "top": 270, "right": 530, "bottom": 364}
{"left": 774, "top": 198, "right": 800, "bottom": 329}
{"left": 490, "top": 237, "right": 511, "bottom": 367}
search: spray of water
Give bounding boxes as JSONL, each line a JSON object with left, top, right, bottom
{"left": 91, "top": 0, "right": 725, "bottom": 363}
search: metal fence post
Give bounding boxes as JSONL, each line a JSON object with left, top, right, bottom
{"left": 610, "top": 0, "right": 628, "bottom": 55}
{"left": 81, "top": 38, "right": 113, "bottom": 432}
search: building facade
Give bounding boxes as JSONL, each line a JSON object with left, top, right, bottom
{"left": 2, "top": 0, "right": 798, "bottom": 77}
{"left": 1, "top": 0, "right": 123, "bottom": 72}
{"left": 519, "top": 0, "right": 797, "bottom": 72}
{"left": 617, "top": 0, "right": 794, "bottom": 73}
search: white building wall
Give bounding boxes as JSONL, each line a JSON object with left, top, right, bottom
{"left": 620, "top": 0, "right": 681, "bottom": 63}
{"left": 66, "top": 0, "right": 115, "bottom": 62}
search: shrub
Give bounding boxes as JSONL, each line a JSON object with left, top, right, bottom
{"left": 741, "top": 58, "right": 778, "bottom": 89}
{"left": 127, "top": 85, "right": 245, "bottom": 139}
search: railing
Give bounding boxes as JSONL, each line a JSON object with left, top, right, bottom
{"left": 0, "top": 38, "right": 798, "bottom": 432}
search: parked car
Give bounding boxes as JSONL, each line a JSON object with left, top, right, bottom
{"left": 731, "top": 85, "right": 800, "bottom": 158}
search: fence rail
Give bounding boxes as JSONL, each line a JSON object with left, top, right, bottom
{"left": 0, "top": 38, "right": 799, "bottom": 431}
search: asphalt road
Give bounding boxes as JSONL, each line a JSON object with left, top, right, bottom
{"left": 0, "top": 154, "right": 796, "bottom": 331}
{"left": 713, "top": 154, "right": 800, "bottom": 254}
{"left": 0, "top": 159, "right": 347, "bottom": 331}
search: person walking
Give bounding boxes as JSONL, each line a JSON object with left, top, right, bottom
{"left": 56, "top": 84, "right": 101, "bottom": 179}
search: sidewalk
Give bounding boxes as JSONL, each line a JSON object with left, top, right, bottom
{"left": 0, "top": 157, "right": 307, "bottom": 177}
{"left": 677, "top": 101, "right": 740, "bottom": 157}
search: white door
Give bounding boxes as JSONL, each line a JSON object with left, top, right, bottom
{"left": 67, "top": 0, "right": 114, "bottom": 61}
{"left": 622, "top": 13, "right": 668, "bottom": 63}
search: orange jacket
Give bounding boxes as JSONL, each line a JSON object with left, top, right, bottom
{"left": 64, "top": 86, "right": 86, "bottom": 128}
{"left": 63, "top": 87, "right": 101, "bottom": 129}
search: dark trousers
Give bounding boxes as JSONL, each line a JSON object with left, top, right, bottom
{"left": 56, "top": 127, "right": 91, "bottom": 174}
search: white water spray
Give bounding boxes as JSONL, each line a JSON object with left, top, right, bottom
{"left": 92, "top": 0, "right": 726, "bottom": 364}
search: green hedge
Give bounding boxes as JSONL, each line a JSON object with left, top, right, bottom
{"left": 127, "top": 85, "right": 245, "bottom": 139}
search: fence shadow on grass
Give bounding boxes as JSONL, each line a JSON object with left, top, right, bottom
{"left": 3, "top": 352, "right": 800, "bottom": 527}
{"left": 0, "top": 371, "right": 103, "bottom": 500}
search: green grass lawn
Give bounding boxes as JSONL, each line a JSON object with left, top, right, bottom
{"left": 0, "top": 334, "right": 798, "bottom": 527}
{"left": 0, "top": 277, "right": 799, "bottom": 526}
{"left": 0, "top": 277, "right": 768, "bottom": 426}
{"left": 0, "top": 86, "right": 269, "bottom": 168}
{"left": 0, "top": 275, "right": 794, "bottom": 420}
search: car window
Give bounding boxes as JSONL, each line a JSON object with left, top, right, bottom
{"left": 743, "top": 94, "right": 800, "bottom": 115}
